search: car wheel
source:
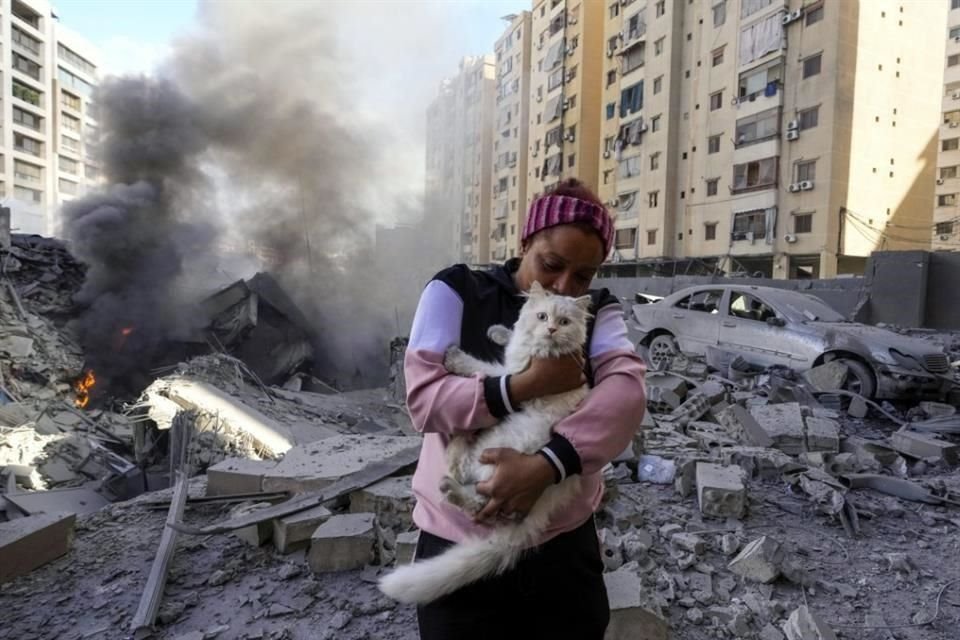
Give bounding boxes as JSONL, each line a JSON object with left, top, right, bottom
{"left": 648, "top": 334, "right": 679, "bottom": 369}
{"left": 840, "top": 359, "right": 876, "bottom": 399}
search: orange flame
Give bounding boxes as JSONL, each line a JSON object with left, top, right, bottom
{"left": 74, "top": 370, "right": 96, "bottom": 408}
{"left": 121, "top": 327, "right": 133, "bottom": 336}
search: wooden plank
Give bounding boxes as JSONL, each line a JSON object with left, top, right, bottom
{"left": 169, "top": 444, "right": 419, "bottom": 536}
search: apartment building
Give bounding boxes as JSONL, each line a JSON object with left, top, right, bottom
{"left": 424, "top": 55, "right": 496, "bottom": 265}
{"left": 936, "top": 0, "right": 960, "bottom": 250}
{"left": 601, "top": 0, "right": 945, "bottom": 278}
{"left": 0, "top": 0, "right": 100, "bottom": 236}
{"left": 526, "top": 0, "right": 605, "bottom": 211}
{"left": 488, "top": 11, "right": 532, "bottom": 264}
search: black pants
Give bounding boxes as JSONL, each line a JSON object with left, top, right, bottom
{"left": 415, "top": 518, "right": 610, "bottom": 640}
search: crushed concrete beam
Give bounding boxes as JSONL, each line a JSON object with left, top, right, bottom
{"left": 804, "top": 417, "right": 840, "bottom": 453}
{"left": 308, "top": 513, "right": 379, "bottom": 573}
{"left": 888, "top": 431, "right": 959, "bottom": 465}
{"left": 696, "top": 463, "right": 746, "bottom": 519}
{"left": 395, "top": 530, "right": 419, "bottom": 565}
{"left": 782, "top": 605, "right": 837, "bottom": 640}
{"left": 728, "top": 536, "right": 783, "bottom": 584}
{"left": 272, "top": 505, "right": 332, "bottom": 554}
{"left": 205, "top": 458, "right": 277, "bottom": 496}
{"left": 719, "top": 405, "right": 773, "bottom": 448}
{"left": 749, "top": 404, "right": 805, "bottom": 455}
{"left": 348, "top": 475, "right": 414, "bottom": 530}
{"left": 0, "top": 512, "right": 75, "bottom": 583}
{"left": 603, "top": 563, "right": 670, "bottom": 640}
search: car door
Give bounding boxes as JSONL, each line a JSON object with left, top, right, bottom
{"left": 667, "top": 289, "right": 724, "bottom": 357}
{"left": 717, "top": 291, "right": 811, "bottom": 368}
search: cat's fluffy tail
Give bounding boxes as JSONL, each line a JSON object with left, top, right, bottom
{"left": 378, "top": 523, "right": 535, "bottom": 605}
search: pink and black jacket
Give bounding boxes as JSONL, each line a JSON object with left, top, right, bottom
{"left": 405, "top": 259, "right": 647, "bottom": 545}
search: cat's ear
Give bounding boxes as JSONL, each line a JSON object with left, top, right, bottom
{"left": 575, "top": 294, "right": 593, "bottom": 311}
{"left": 528, "top": 281, "right": 546, "bottom": 296}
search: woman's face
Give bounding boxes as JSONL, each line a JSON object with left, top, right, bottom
{"left": 515, "top": 225, "right": 605, "bottom": 297}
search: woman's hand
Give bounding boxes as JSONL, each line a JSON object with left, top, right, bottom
{"left": 508, "top": 354, "right": 586, "bottom": 404}
{"left": 473, "top": 448, "right": 555, "bottom": 524}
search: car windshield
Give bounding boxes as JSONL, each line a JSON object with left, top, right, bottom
{"left": 774, "top": 294, "right": 846, "bottom": 322}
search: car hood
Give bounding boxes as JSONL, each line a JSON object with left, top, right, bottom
{"left": 808, "top": 322, "right": 944, "bottom": 356}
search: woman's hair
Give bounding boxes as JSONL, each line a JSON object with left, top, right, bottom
{"left": 549, "top": 178, "right": 605, "bottom": 209}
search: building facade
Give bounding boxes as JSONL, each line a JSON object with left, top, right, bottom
{"left": 600, "top": 0, "right": 945, "bottom": 278}
{"left": 936, "top": 0, "right": 960, "bottom": 250}
{"left": 0, "top": 0, "right": 100, "bottom": 236}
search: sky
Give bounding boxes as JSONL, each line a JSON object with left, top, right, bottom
{"left": 51, "top": 0, "right": 529, "bottom": 77}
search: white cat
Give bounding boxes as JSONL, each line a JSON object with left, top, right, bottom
{"left": 378, "top": 281, "right": 592, "bottom": 605}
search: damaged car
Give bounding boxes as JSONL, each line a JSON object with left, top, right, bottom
{"left": 631, "top": 284, "right": 956, "bottom": 399}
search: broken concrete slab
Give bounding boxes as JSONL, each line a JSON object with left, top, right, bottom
{"left": 749, "top": 404, "right": 805, "bottom": 455}
{"left": 846, "top": 395, "right": 868, "bottom": 419}
{"left": 263, "top": 435, "right": 421, "bottom": 493}
{"left": 4, "top": 486, "right": 108, "bottom": 516}
{"left": 666, "top": 393, "right": 711, "bottom": 428}
{"left": 781, "top": 605, "right": 837, "bottom": 640}
{"left": 728, "top": 536, "right": 784, "bottom": 584}
{"left": 721, "top": 447, "right": 799, "bottom": 480}
{"left": 889, "top": 430, "right": 959, "bottom": 465}
{"left": 802, "top": 361, "right": 848, "bottom": 393}
{"left": 308, "top": 513, "right": 379, "bottom": 573}
{"left": 603, "top": 563, "right": 670, "bottom": 640}
{"left": 696, "top": 463, "right": 746, "bottom": 519}
{"left": 205, "top": 457, "right": 277, "bottom": 496}
{"left": 840, "top": 436, "right": 900, "bottom": 468}
{"left": 718, "top": 405, "right": 773, "bottom": 448}
{"left": 229, "top": 502, "right": 274, "bottom": 547}
{"left": 272, "top": 504, "right": 333, "bottom": 554}
{"left": 920, "top": 401, "right": 956, "bottom": 418}
{"left": 0, "top": 512, "right": 75, "bottom": 583}
{"left": 804, "top": 416, "right": 840, "bottom": 453}
{"left": 348, "top": 475, "right": 414, "bottom": 530}
{"left": 395, "top": 530, "right": 419, "bottom": 565}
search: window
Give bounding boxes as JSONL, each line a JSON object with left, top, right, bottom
{"left": 606, "top": 103, "right": 615, "bottom": 119}
{"left": 547, "top": 67, "right": 564, "bottom": 91}
{"left": 676, "top": 289, "right": 723, "bottom": 312}
{"left": 710, "top": 91, "right": 723, "bottom": 111}
{"left": 951, "top": 54, "right": 960, "bottom": 68}
{"left": 615, "top": 228, "right": 637, "bottom": 249}
{"left": 14, "top": 159, "right": 42, "bottom": 182}
{"left": 794, "top": 213, "right": 813, "bottom": 234}
{"left": 568, "top": 153, "right": 576, "bottom": 168}
{"left": 705, "top": 223, "right": 717, "bottom": 240}
{"left": 59, "top": 155, "right": 78, "bottom": 174}
{"left": 712, "top": 47, "right": 725, "bottom": 67}
{"left": 567, "top": 94, "right": 576, "bottom": 109}
{"left": 609, "top": 2, "right": 620, "bottom": 18}
{"left": 61, "top": 91, "right": 80, "bottom": 111}
{"left": 12, "top": 52, "right": 40, "bottom": 80}
{"left": 799, "top": 106, "right": 819, "bottom": 131}
{"left": 607, "top": 70, "right": 617, "bottom": 87}
{"left": 731, "top": 209, "right": 768, "bottom": 240}
{"left": 708, "top": 135, "right": 721, "bottom": 154}
{"left": 713, "top": 1, "right": 726, "bottom": 27}
{"left": 647, "top": 229, "right": 658, "bottom": 245}
{"left": 655, "top": 1, "right": 665, "bottom": 18}
{"left": 653, "top": 76, "right": 662, "bottom": 94}
{"left": 803, "top": 53, "right": 822, "bottom": 79}
{"left": 945, "top": 111, "right": 960, "bottom": 126}
{"left": 732, "top": 157, "right": 778, "bottom": 192}
{"left": 12, "top": 0, "right": 41, "bottom": 28}
{"left": 622, "top": 43, "right": 646, "bottom": 74}
{"left": 14, "top": 132, "right": 42, "bottom": 157}
{"left": 937, "top": 221, "right": 955, "bottom": 235}
{"left": 729, "top": 292, "right": 778, "bottom": 322}
{"left": 61, "top": 135, "right": 80, "bottom": 153}
{"left": 944, "top": 138, "right": 959, "bottom": 152}
{"left": 706, "top": 178, "right": 719, "bottom": 196}
{"left": 796, "top": 160, "right": 816, "bottom": 182}
{"left": 620, "top": 82, "right": 643, "bottom": 117}
{"left": 12, "top": 26, "right": 40, "bottom": 55}
{"left": 735, "top": 107, "right": 779, "bottom": 146}
{"left": 654, "top": 38, "right": 664, "bottom": 56}
{"left": 651, "top": 115, "right": 661, "bottom": 132}
{"left": 14, "top": 186, "right": 41, "bottom": 203}
{"left": 953, "top": 0, "right": 960, "bottom": 10}
{"left": 58, "top": 178, "right": 78, "bottom": 194}
{"left": 938, "top": 194, "right": 957, "bottom": 207}
{"left": 648, "top": 191, "right": 659, "bottom": 207}
{"left": 13, "top": 80, "right": 41, "bottom": 106}
{"left": 741, "top": 0, "right": 774, "bottom": 19}
{"left": 952, "top": 26, "right": 960, "bottom": 39}
{"left": 12, "top": 107, "right": 41, "bottom": 131}
{"left": 805, "top": 3, "right": 824, "bottom": 25}
{"left": 650, "top": 153, "right": 660, "bottom": 170}
{"left": 738, "top": 60, "right": 783, "bottom": 99}
{"left": 941, "top": 166, "right": 958, "bottom": 180}
{"left": 619, "top": 155, "right": 641, "bottom": 178}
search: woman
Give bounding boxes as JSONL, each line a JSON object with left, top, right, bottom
{"left": 403, "top": 178, "right": 647, "bottom": 639}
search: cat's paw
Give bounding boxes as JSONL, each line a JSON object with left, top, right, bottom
{"left": 486, "top": 324, "right": 512, "bottom": 347}
{"left": 443, "top": 345, "right": 471, "bottom": 375}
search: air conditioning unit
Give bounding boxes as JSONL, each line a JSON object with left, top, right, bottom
{"left": 731, "top": 97, "right": 740, "bottom": 105}
{"left": 940, "top": 234, "right": 951, "bottom": 241}
{"left": 799, "top": 180, "right": 814, "bottom": 190}
{"left": 536, "top": 94, "right": 542, "bottom": 102}
{"left": 951, "top": 122, "right": 959, "bottom": 128}
{"left": 953, "top": 91, "right": 960, "bottom": 99}
{"left": 937, "top": 178, "right": 945, "bottom": 185}
{"left": 786, "top": 129, "right": 800, "bottom": 141}
{"left": 781, "top": 13, "right": 792, "bottom": 25}
{"left": 789, "top": 182, "right": 802, "bottom": 192}
{"left": 784, "top": 233, "right": 798, "bottom": 243}
{"left": 787, "top": 119, "right": 799, "bottom": 131}
{"left": 606, "top": 50, "right": 615, "bottom": 58}
{"left": 603, "top": 150, "right": 611, "bottom": 159}
{"left": 562, "top": 99, "right": 570, "bottom": 110}
{"left": 638, "top": 123, "right": 649, "bottom": 132}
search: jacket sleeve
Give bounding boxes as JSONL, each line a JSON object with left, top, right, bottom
{"left": 538, "top": 304, "right": 647, "bottom": 479}
{"left": 404, "top": 280, "right": 512, "bottom": 435}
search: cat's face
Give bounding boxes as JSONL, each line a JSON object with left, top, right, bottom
{"left": 514, "top": 281, "right": 592, "bottom": 354}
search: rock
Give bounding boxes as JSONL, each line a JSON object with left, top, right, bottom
{"left": 267, "top": 603, "right": 295, "bottom": 617}
{"left": 349, "top": 475, "right": 415, "bottom": 530}
{"left": 686, "top": 608, "right": 704, "bottom": 625}
{"left": 760, "top": 624, "right": 786, "bottom": 640}
{"left": 720, "top": 533, "right": 741, "bottom": 556}
{"left": 207, "top": 570, "right": 231, "bottom": 587}
{"left": 637, "top": 455, "right": 676, "bottom": 484}
{"left": 277, "top": 564, "right": 302, "bottom": 580}
{"left": 846, "top": 396, "right": 868, "bottom": 418}
{"left": 696, "top": 463, "right": 746, "bottom": 519}
{"left": 621, "top": 529, "right": 654, "bottom": 561}
{"left": 395, "top": 529, "right": 419, "bottom": 565}
{"left": 671, "top": 532, "right": 706, "bottom": 555}
{"left": 803, "top": 361, "right": 848, "bottom": 393}
{"left": 804, "top": 417, "right": 840, "bottom": 453}
{"left": 728, "top": 536, "right": 784, "bottom": 584}
{"left": 308, "top": 513, "right": 379, "bottom": 573}
{"left": 782, "top": 605, "right": 837, "bottom": 640}
{"left": 230, "top": 502, "right": 274, "bottom": 547}
{"left": 659, "top": 523, "right": 683, "bottom": 539}
{"left": 272, "top": 504, "right": 333, "bottom": 554}
{"left": 158, "top": 600, "right": 186, "bottom": 625}
{"left": 329, "top": 610, "right": 353, "bottom": 629}
{"left": 599, "top": 528, "right": 625, "bottom": 571}
{"left": 603, "top": 563, "right": 670, "bottom": 640}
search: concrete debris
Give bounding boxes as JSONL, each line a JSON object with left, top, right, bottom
{"left": 888, "top": 429, "right": 959, "bottom": 465}
{"left": 728, "top": 536, "right": 784, "bottom": 584}
{"left": 803, "top": 416, "right": 840, "bottom": 453}
{"left": 781, "top": 605, "right": 837, "bottom": 640}
{"left": 272, "top": 504, "right": 333, "bottom": 554}
{"left": 308, "top": 513, "right": 379, "bottom": 573}
{"left": 637, "top": 454, "right": 677, "bottom": 484}
{"left": 846, "top": 395, "right": 868, "bottom": 418}
{"left": 348, "top": 475, "right": 415, "bottom": 530}
{"left": 802, "top": 361, "right": 848, "bottom": 393}
{"left": 0, "top": 511, "right": 75, "bottom": 583}
{"left": 696, "top": 463, "right": 747, "bottom": 519}
{"left": 395, "top": 529, "right": 419, "bottom": 565}
{"left": 749, "top": 403, "right": 806, "bottom": 455}
{"left": 603, "top": 563, "right": 670, "bottom": 640}
{"left": 920, "top": 400, "right": 956, "bottom": 418}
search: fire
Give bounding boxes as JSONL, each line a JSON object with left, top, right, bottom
{"left": 121, "top": 327, "right": 133, "bottom": 336}
{"left": 74, "top": 370, "right": 96, "bottom": 408}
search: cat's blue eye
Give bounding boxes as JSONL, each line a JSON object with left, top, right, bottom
{"left": 536, "top": 312, "right": 548, "bottom": 321}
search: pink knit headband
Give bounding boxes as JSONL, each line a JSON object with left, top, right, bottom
{"left": 521, "top": 194, "right": 614, "bottom": 257}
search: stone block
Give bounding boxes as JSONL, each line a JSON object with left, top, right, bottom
{"left": 263, "top": 435, "right": 421, "bottom": 493}
{"left": 840, "top": 436, "right": 900, "bottom": 467}
{"left": 308, "top": 513, "right": 378, "bottom": 573}
{"left": 395, "top": 529, "right": 419, "bottom": 565}
{"left": 803, "top": 417, "right": 839, "bottom": 453}
{"left": 782, "top": 605, "right": 837, "bottom": 640}
{"left": 802, "top": 362, "right": 848, "bottom": 393}
{"left": 919, "top": 401, "right": 955, "bottom": 418}
{"left": 229, "top": 502, "right": 275, "bottom": 547}
{"left": 698, "top": 381, "right": 727, "bottom": 404}
{"left": 205, "top": 457, "right": 275, "bottom": 496}
{"left": 599, "top": 527, "right": 624, "bottom": 571}
{"left": 0, "top": 512, "right": 75, "bottom": 583}
{"left": 717, "top": 405, "right": 773, "bottom": 448}
{"left": 603, "top": 564, "right": 670, "bottom": 640}
{"left": 696, "top": 463, "right": 746, "bottom": 519}
{"left": 670, "top": 532, "right": 706, "bottom": 555}
{"left": 272, "top": 504, "right": 333, "bottom": 554}
{"left": 889, "top": 431, "right": 959, "bottom": 465}
{"left": 673, "top": 455, "right": 710, "bottom": 497}
{"left": 666, "top": 393, "right": 712, "bottom": 427}
{"left": 728, "top": 536, "right": 783, "bottom": 584}
{"left": 348, "top": 475, "right": 414, "bottom": 530}
{"left": 720, "top": 447, "right": 798, "bottom": 480}
{"left": 846, "top": 396, "right": 868, "bottom": 418}
{"left": 687, "top": 422, "right": 738, "bottom": 450}
{"left": 749, "top": 404, "right": 805, "bottom": 454}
